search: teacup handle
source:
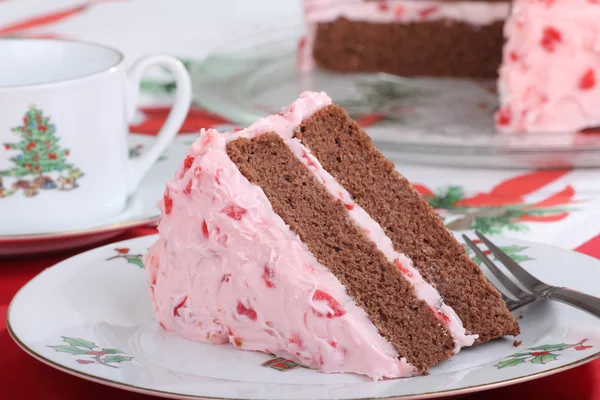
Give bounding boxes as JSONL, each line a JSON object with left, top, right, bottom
{"left": 125, "top": 54, "right": 191, "bottom": 194}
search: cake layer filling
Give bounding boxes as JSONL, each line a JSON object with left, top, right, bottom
{"left": 227, "top": 132, "right": 456, "bottom": 371}
{"left": 286, "top": 138, "right": 477, "bottom": 351}
{"left": 304, "top": 0, "right": 510, "bottom": 26}
{"left": 295, "top": 104, "right": 520, "bottom": 343}
{"left": 224, "top": 91, "right": 473, "bottom": 352}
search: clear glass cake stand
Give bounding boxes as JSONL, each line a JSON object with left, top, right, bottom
{"left": 190, "top": 27, "right": 600, "bottom": 169}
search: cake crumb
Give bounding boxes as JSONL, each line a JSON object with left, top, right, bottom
{"left": 518, "top": 315, "right": 524, "bottom": 320}
{"left": 422, "top": 371, "right": 430, "bottom": 376}
{"left": 513, "top": 340, "right": 523, "bottom": 347}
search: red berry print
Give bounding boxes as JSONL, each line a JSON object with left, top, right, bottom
{"left": 575, "top": 344, "right": 593, "bottom": 351}
{"left": 262, "top": 265, "right": 276, "bottom": 288}
{"left": 163, "top": 190, "right": 173, "bottom": 215}
{"left": 418, "top": 6, "right": 439, "bottom": 18}
{"left": 48, "top": 153, "right": 57, "bottom": 160}
{"left": 540, "top": 27, "right": 562, "bottom": 52}
{"left": 183, "top": 179, "right": 193, "bottom": 196}
{"left": 496, "top": 106, "right": 512, "bottom": 127}
{"left": 183, "top": 156, "right": 194, "bottom": 173}
{"left": 86, "top": 351, "right": 106, "bottom": 356}
{"left": 531, "top": 351, "right": 550, "bottom": 357}
{"left": 579, "top": 68, "right": 595, "bottom": 90}
{"left": 4, "top": 144, "right": 9, "bottom": 150}
{"left": 395, "top": 260, "right": 413, "bottom": 278}
{"left": 237, "top": 301, "right": 258, "bottom": 321}
{"left": 312, "top": 290, "right": 346, "bottom": 318}
{"left": 222, "top": 204, "right": 247, "bottom": 220}
{"left": 221, "top": 273, "right": 231, "bottom": 283}
{"left": 173, "top": 296, "right": 188, "bottom": 317}
{"left": 65, "top": 150, "right": 70, "bottom": 156}
{"left": 115, "top": 248, "right": 129, "bottom": 254}
{"left": 430, "top": 306, "right": 450, "bottom": 325}
{"left": 202, "top": 220, "right": 209, "bottom": 239}
{"left": 574, "top": 338, "right": 592, "bottom": 350}
{"left": 327, "top": 340, "right": 337, "bottom": 348}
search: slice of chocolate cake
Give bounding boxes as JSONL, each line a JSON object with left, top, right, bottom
{"left": 300, "top": 0, "right": 511, "bottom": 78}
{"left": 144, "top": 92, "right": 518, "bottom": 380}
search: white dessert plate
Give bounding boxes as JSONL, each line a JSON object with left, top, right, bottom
{"left": 191, "top": 27, "right": 600, "bottom": 169}
{"left": 0, "top": 133, "right": 197, "bottom": 257}
{"left": 7, "top": 234, "right": 600, "bottom": 400}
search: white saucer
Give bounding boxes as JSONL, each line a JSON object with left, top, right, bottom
{"left": 0, "top": 133, "right": 197, "bottom": 256}
{"left": 7, "top": 234, "right": 600, "bottom": 399}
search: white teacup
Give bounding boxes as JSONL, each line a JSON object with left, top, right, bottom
{"left": 0, "top": 39, "right": 191, "bottom": 233}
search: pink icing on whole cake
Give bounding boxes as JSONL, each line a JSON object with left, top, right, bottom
{"left": 496, "top": 0, "right": 600, "bottom": 133}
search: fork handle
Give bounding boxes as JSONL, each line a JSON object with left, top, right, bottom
{"left": 548, "top": 287, "right": 600, "bottom": 319}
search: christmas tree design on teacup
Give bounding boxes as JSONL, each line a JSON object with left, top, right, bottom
{"left": 0, "top": 104, "right": 84, "bottom": 198}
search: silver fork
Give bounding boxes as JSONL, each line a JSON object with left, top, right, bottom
{"left": 463, "top": 232, "right": 600, "bottom": 318}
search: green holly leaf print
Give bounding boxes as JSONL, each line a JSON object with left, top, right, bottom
{"left": 49, "top": 345, "right": 89, "bottom": 355}
{"left": 508, "top": 353, "right": 531, "bottom": 358}
{"left": 61, "top": 337, "right": 96, "bottom": 350}
{"left": 126, "top": 257, "right": 145, "bottom": 268}
{"left": 101, "top": 348, "right": 124, "bottom": 354}
{"left": 528, "top": 344, "right": 568, "bottom": 351}
{"left": 510, "top": 254, "right": 534, "bottom": 263}
{"left": 104, "top": 355, "right": 133, "bottom": 364}
{"left": 498, "top": 245, "right": 528, "bottom": 255}
{"left": 531, "top": 354, "right": 559, "bottom": 364}
{"left": 495, "top": 357, "right": 528, "bottom": 368}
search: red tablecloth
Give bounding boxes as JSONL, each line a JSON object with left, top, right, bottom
{"left": 1, "top": 229, "right": 599, "bottom": 400}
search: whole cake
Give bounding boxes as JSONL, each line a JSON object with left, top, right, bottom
{"left": 144, "top": 92, "right": 519, "bottom": 380}
{"left": 301, "top": 0, "right": 600, "bottom": 133}
{"left": 300, "top": 0, "right": 511, "bottom": 77}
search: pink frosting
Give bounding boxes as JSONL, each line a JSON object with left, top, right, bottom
{"left": 145, "top": 92, "right": 415, "bottom": 380}
{"left": 496, "top": 0, "right": 600, "bottom": 133}
{"left": 145, "top": 91, "right": 470, "bottom": 379}
{"left": 300, "top": 0, "right": 510, "bottom": 71}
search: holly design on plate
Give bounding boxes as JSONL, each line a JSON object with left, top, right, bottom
{"left": 413, "top": 170, "right": 578, "bottom": 235}
{"left": 464, "top": 239, "right": 533, "bottom": 266}
{"left": 49, "top": 336, "right": 132, "bottom": 368}
{"left": 106, "top": 247, "right": 145, "bottom": 268}
{"left": 261, "top": 354, "right": 307, "bottom": 372}
{"left": 128, "top": 144, "right": 167, "bottom": 162}
{"left": 0, "top": 104, "right": 83, "bottom": 198}
{"left": 336, "top": 78, "right": 419, "bottom": 128}
{"left": 496, "top": 339, "right": 593, "bottom": 369}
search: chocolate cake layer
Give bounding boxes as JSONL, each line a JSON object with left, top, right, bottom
{"left": 312, "top": 17, "right": 505, "bottom": 78}
{"left": 295, "top": 105, "right": 520, "bottom": 343}
{"left": 227, "top": 132, "right": 456, "bottom": 372}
